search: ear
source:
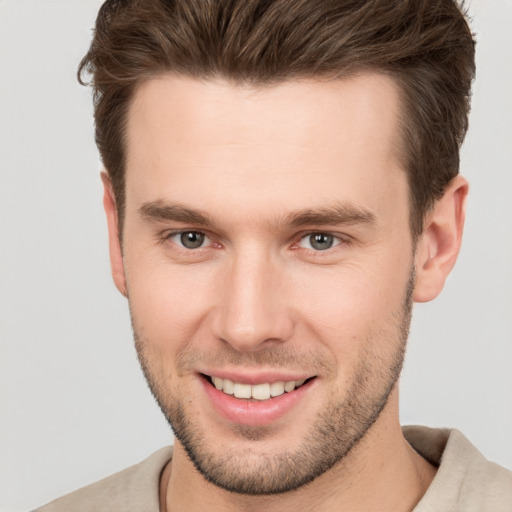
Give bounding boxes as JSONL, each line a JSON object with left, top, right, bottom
{"left": 101, "top": 172, "right": 128, "bottom": 297}
{"left": 413, "top": 175, "right": 469, "bottom": 303}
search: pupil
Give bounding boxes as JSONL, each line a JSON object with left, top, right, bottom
{"left": 311, "top": 233, "right": 333, "bottom": 250}
{"left": 181, "top": 231, "right": 204, "bottom": 249}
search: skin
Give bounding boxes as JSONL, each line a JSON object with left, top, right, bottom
{"left": 103, "top": 73, "right": 468, "bottom": 512}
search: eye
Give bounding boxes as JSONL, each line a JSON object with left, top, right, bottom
{"left": 168, "top": 231, "right": 209, "bottom": 249}
{"left": 299, "top": 233, "right": 340, "bottom": 251}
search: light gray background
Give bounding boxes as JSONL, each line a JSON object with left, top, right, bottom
{"left": 1, "top": 1, "right": 511, "bottom": 511}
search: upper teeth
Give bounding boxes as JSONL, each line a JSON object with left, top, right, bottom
{"left": 211, "top": 377, "right": 306, "bottom": 400}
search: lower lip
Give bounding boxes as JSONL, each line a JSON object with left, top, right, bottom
{"left": 200, "top": 376, "right": 316, "bottom": 426}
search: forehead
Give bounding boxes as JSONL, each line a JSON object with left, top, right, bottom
{"left": 124, "top": 73, "right": 406, "bottom": 226}
{"left": 127, "top": 72, "right": 402, "bottom": 155}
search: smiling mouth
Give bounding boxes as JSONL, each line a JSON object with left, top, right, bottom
{"left": 203, "top": 374, "right": 315, "bottom": 401}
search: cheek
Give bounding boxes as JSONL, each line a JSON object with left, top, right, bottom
{"left": 290, "top": 257, "right": 411, "bottom": 354}
{"left": 125, "top": 257, "right": 218, "bottom": 352}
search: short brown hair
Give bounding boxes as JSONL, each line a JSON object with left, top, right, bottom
{"left": 79, "top": 0, "right": 475, "bottom": 239}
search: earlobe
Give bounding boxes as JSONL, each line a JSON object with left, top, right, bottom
{"left": 413, "top": 175, "right": 469, "bottom": 303}
{"left": 101, "top": 172, "right": 128, "bottom": 297}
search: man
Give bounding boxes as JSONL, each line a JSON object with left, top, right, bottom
{"left": 36, "top": 0, "right": 512, "bottom": 510}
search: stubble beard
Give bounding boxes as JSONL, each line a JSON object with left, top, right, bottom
{"left": 133, "top": 271, "right": 414, "bottom": 496}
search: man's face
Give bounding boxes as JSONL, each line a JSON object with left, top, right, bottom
{"left": 119, "top": 73, "right": 415, "bottom": 494}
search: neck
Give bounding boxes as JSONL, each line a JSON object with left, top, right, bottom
{"left": 161, "top": 391, "right": 436, "bottom": 512}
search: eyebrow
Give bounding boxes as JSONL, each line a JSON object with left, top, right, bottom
{"left": 139, "top": 201, "right": 215, "bottom": 227}
{"left": 284, "top": 204, "right": 376, "bottom": 228}
{"left": 138, "top": 200, "right": 376, "bottom": 229}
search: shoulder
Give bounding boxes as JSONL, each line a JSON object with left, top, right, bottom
{"left": 404, "top": 426, "right": 512, "bottom": 512}
{"left": 445, "top": 429, "right": 512, "bottom": 511}
{"left": 34, "top": 446, "right": 173, "bottom": 512}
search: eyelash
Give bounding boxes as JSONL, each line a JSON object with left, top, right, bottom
{"left": 161, "top": 230, "right": 349, "bottom": 253}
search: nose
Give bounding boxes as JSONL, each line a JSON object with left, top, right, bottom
{"left": 214, "top": 247, "right": 295, "bottom": 352}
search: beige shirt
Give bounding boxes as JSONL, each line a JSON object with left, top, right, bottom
{"left": 36, "top": 426, "right": 512, "bottom": 511}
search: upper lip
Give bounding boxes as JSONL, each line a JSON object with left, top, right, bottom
{"left": 199, "top": 370, "right": 315, "bottom": 385}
